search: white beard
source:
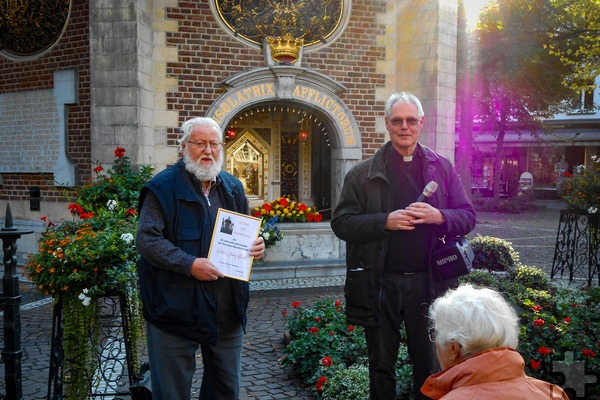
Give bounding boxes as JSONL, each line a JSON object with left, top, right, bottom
{"left": 183, "top": 149, "right": 223, "bottom": 182}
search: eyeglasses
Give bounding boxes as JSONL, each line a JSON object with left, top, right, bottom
{"left": 389, "top": 117, "right": 421, "bottom": 127}
{"left": 428, "top": 327, "right": 437, "bottom": 343}
{"left": 187, "top": 140, "right": 222, "bottom": 151}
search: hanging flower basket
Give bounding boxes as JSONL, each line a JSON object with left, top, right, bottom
{"left": 25, "top": 147, "right": 153, "bottom": 398}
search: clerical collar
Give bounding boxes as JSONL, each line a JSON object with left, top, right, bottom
{"left": 403, "top": 155, "right": 413, "bottom": 162}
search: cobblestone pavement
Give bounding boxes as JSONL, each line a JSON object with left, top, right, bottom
{"left": 0, "top": 201, "right": 570, "bottom": 399}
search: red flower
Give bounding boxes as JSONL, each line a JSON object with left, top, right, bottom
{"left": 347, "top": 325, "right": 355, "bottom": 333}
{"left": 263, "top": 203, "right": 272, "bottom": 212}
{"left": 563, "top": 171, "right": 572, "bottom": 177}
{"left": 316, "top": 376, "right": 328, "bottom": 392}
{"left": 531, "top": 305, "right": 542, "bottom": 312}
{"left": 533, "top": 318, "right": 545, "bottom": 327}
{"left": 93, "top": 165, "right": 103, "bottom": 173}
{"left": 114, "top": 147, "right": 126, "bottom": 158}
{"left": 314, "top": 213, "right": 323, "bottom": 222}
{"left": 321, "top": 356, "right": 332, "bottom": 367}
{"left": 279, "top": 197, "right": 289, "bottom": 207}
{"left": 126, "top": 208, "right": 137, "bottom": 216}
{"left": 68, "top": 203, "right": 84, "bottom": 215}
{"left": 329, "top": 331, "right": 335, "bottom": 336}
{"left": 564, "top": 317, "right": 571, "bottom": 323}
{"left": 582, "top": 349, "right": 596, "bottom": 358}
{"left": 292, "top": 301, "right": 301, "bottom": 308}
{"left": 79, "top": 212, "right": 94, "bottom": 220}
{"left": 538, "top": 346, "right": 551, "bottom": 356}
{"left": 41, "top": 216, "right": 47, "bottom": 221}
{"left": 572, "top": 303, "right": 577, "bottom": 308}
{"left": 281, "top": 309, "right": 287, "bottom": 316}
{"left": 306, "top": 213, "right": 314, "bottom": 222}
{"left": 314, "top": 317, "right": 321, "bottom": 322}
{"left": 253, "top": 211, "right": 263, "bottom": 218}
{"left": 530, "top": 359, "right": 541, "bottom": 370}
{"left": 334, "top": 300, "right": 342, "bottom": 308}
{"left": 298, "top": 203, "right": 307, "bottom": 212}
{"left": 309, "top": 327, "right": 319, "bottom": 334}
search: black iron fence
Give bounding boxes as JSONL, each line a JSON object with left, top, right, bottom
{"left": 551, "top": 210, "right": 599, "bottom": 287}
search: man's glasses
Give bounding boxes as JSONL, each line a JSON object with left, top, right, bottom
{"left": 389, "top": 117, "right": 420, "bottom": 127}
{"left": 428, "top": 327, "right": 437, "bottom": 343}
{"left": 187, "top": 140, "right": 221, "bottom": 151}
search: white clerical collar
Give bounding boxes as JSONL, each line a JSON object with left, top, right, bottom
{"left": 403, "top": 155, "right": 413, "bottom": 162}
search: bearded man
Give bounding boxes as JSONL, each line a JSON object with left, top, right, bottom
{"left": 136, "top": 117, "right": 265, "bottom": 400}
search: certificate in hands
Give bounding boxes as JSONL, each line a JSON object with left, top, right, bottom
{"left": 207, "top": 208, "right": 262, "bottom": 281}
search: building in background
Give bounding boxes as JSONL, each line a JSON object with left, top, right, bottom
{"left": 0, "top": 0, "right": 459, "bottom": 265}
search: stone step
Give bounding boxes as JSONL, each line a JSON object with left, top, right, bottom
{"left": 250, "top": 258, "right": 346, "bottom": 280}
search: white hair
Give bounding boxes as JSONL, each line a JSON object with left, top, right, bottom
{"left": 178, "top": 117, "right": 222, "bottom": 146}
{"left": 429, "top": 284, "right": 519, "bottom": 358}
{"left": 385, "top": 92, "right": 424, "bottom": 118}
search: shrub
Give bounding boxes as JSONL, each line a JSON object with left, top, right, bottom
{"left": 558, "top": 155, "right": 600, "bottom": 213}
{"left": 319, "top": 364, "right": 369, "bottom": 400}
{"left": 470, "top": 235, "right": 519, "bottom": 272}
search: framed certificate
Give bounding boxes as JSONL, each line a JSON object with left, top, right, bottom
{"left": 207, "top": 208, "right": 262, "bottom": 281}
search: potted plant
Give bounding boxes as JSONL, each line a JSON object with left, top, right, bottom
{"left": 25, "top": 147, "right": 153, "bottom": 398}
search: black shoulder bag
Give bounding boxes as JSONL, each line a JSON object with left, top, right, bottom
{"left": 432, "top": 235, "right": 474, "bottom": 280}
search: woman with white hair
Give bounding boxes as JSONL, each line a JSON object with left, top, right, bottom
{"left": 421, "top": 284, "right": 569, "bottom": 400}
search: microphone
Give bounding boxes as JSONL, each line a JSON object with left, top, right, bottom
{"left": 416, "top": 181, "right": 438, "bottom": 202}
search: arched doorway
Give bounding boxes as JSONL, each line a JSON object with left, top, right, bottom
{"left": 223, "top": 104, "right": 333, "bottom": 218}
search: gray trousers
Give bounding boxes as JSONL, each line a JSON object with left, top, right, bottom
{"left": 146, "top": 318, "right": 243, "bottom": 400}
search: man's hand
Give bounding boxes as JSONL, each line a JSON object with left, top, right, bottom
{"left": 191, "top": 258, "right": 224, "bottom": 281}
{"left": 385, "top": 209, "right": 417, "bottom": 231}
{"left": 405, "top": 202, "right": 445, "bottom": 225}
{"left": 250, "top": 236, "right": 266, "bottom": 260}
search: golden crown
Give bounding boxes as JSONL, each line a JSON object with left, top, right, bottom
{"left": 267, "top": 34, "right": 304, "bottom": 63}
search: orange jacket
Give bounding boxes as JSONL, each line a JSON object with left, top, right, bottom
{"left": 421, "top": 347, "right": 569, "bottom": 400}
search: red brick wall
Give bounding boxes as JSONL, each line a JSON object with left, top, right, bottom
{"left": 0, "top": 0, "right": 387, "bottom": 203}
{"left": 0, "top": 0, "right": 91, "bottom": 202}
{"left": 164, "top": 0, "right": 387, "bottom": 156}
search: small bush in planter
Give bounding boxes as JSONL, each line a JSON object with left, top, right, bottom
{"left": 470, "top": 235, "right": 519, "bottom": 272}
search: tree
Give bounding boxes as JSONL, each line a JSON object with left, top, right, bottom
{"left": 546, "top": 0, "right": 600, "bottom": 92}
{"left": 473, "top": 0, "right": 577, "bottom": 199}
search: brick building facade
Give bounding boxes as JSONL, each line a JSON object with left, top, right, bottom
{"left": 0, "top": 0, "right": 459, "bottom": 260}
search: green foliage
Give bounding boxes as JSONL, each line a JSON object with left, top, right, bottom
{"left": 557, "top": 155, "right": 600, "bottom": 212}
{"left": 546, "top": 0, "right": 600, "bottom": 91}
{"left": 282, "top": 299, "right": 413, "bottom": 399}
{"left": 282, "top": 299, "right": 366, "bottom": 382}
{"left": 470, "top": 235, "right": 519, "bottom": 272}
{"left": 319, "top": 364, "right": 369, "bottom": 400}
{"left": 24, "top": 147, "right": 152, "bottom": 398}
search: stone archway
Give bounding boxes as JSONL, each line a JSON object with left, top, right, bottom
{"left": 206, "top": 65, "right": 363, "bottom": 210}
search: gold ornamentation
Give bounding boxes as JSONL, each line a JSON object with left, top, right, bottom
{"left": 0, "top": 0, "right": 71, "bottom": 58}
{"left": 267, "top": 34, "right": 304, "bottom": 63}
{"left": 214, "top": 0, "right": 343, "bottom": 47}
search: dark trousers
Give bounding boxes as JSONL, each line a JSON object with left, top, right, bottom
{"left": 364, "top": 271, "right": 439, "bottom": 400}
{"left": 146, "top": 318, "right": 243, "bottom": 400}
